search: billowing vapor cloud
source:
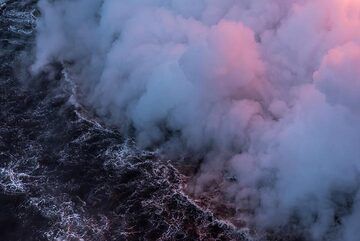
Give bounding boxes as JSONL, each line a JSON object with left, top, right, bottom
{"left": 32, "top": 0, "right": 360, "bottom": 240}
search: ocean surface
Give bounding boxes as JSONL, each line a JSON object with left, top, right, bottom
{"left": 0, "top": 1, "right": 251, "bottom": 240}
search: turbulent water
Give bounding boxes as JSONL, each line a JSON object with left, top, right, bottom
{"left": 0, "top": 1, "right": 256, "bottom": 240}
{"left": 0, "top": 1, "right": 312, "bottom": 241}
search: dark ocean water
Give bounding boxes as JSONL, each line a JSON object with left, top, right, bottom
{"left": 0, "top": 1, "right": 252, "bottom": 240}
{"left": 0, "top": 1, "right": 310, "bottom": 240}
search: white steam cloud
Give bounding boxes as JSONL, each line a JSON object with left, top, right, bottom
{"left": 32, "top": 0, "right": 360, "bottom": 240}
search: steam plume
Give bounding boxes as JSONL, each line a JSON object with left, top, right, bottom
{"left": 32, "top": 0, "right": 360, "bottom": 240}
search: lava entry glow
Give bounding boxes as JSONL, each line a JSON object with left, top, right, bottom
{"left": 30, "top": 0, "right": 360, "bottom": 240}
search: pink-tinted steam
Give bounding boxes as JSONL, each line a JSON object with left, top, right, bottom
{"left": 32, "top": 0, "right": 360, "bottom": 240}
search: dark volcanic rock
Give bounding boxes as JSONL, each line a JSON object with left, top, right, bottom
{"left": 0, "top": 1, "right": 249, "bottom": 240}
